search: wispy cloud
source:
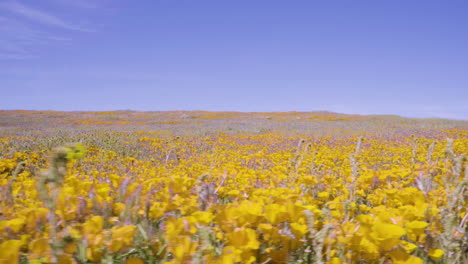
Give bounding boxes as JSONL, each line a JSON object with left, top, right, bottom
{"left": 0, "top": 15, "right": 72, "bottom": 59}
{"left": 52, "top": 0, "right": 102, "bottom": 9}
{"left": 0, "top": 1, "right": 99, "bottom": 60}
{"left": 0, "top": 53, "right": 37, "bottom": 60}
{"left": 0, "top": 1, "right": 94, "bottom": 32}
{"left": 0, "top": 66, "right": 162, "bottom": 82}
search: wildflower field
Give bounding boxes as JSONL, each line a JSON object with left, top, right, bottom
{"left": 0, "top": 110, "right": 467, "bottom": 264}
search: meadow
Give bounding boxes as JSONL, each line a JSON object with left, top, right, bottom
{"left": 0, "top": 110, "right": 467, "bottom": 264}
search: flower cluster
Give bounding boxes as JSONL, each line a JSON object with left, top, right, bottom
{"left": 0, "top": 115, "right": 467, "bottom": 263}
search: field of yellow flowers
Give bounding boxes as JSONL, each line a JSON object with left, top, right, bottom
{"left": 0, "top": 111, "right": 467, "bottom": 264}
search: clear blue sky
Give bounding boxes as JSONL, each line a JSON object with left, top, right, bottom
{"left": 1, "top": 0, "right": 467, "bottom": 119}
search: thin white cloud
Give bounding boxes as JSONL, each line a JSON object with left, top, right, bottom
{"left": 0, "top": 1, "right": 94, "bottom": 32}
{"left": 0, "top": 15, "right": 73, "bottom": 60}
{"left": 0, "top": 66, "right": 162, "bottom": 81}
{"left": 0, "top": 53, "right": 37, "bottom": 60}
{"left": 0, "top": 1, "right": 99, "bottom": 60}
{"left": 53, "top": 0, "right": 101, "bottom": 9}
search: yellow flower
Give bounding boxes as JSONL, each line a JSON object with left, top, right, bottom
{"left": 268, "top": 248, "right": 289, "bottom": 263}
{"left": 165, "top": 217, "right": 197, "bottom": 243}
{"left": 2, "top": 117, "right": 468, "bottom": 263}
{"left": 428, "top": 248, "right": 444, "bottom": 261}
{"left": 405, "top": 221, "right": 428, "bottom": 233}
{"left": 405, "top": 221, "right": 428, "bottom": 241}
{"left": 258, "top": 223, "right": 273, "bottom": 232}
{"left": 23, "top": 208, "right": 49, "bottom": 232}
{"left": 400, "top": 240, "right": 417, "bottom": 254}
{"left": 370, "top": 221, "right": 405, "bottom": 251}
{"left": 110, "top": 225, "right": 137, "bottom": 252}
{"left": 82, "top": 216, "right": 104, "bottom": 237}
{"left": 227, "top": 227, "right": 260, "bottom": 250}
{"left": 0, "top": 240, "right": 22, "bottom": 264}
{"left": 217, "top": 246, "right": 241, "bottom": 264}
{"left": 63, "top": 241, "right": 77, "bottom": 254}
{"left": 112, "top": 202, "right": 126, "bottom": 215}
{"left": 290, "top": 222, "right": 308, "bottom": 238}
{"left": 388, "top": 249, "right": 423, "bottom": 264}
{"left": 65, "top": 143, "right": 86, "bottom": 161}
{"left": 29, "top": 238, "right": 51, "bottom": 262}
{"left": 169, "top": 236, "right": 198, "bottom": 263}
{"left": 236, "top": 201, "right": 263, "bottom": 226}
{"left": 3, "top": 218, "right": 25, "bottom": 233}
{"left": 192, "top": 211, "right": 214, "bottom": 225}
{"left": 20, "top": 235, "right": 30, "bottom": 248}
{"left": 358, "top": 237, "right": 379, "bottom": 260}
{"left": 264, "top": 204, "right": 288, "bottom": 225}
{"left": 327, "top": 257, "right": 342, "bottom": 264}
{"left": 149, "top": 202, "right": 166, "bottom": 219}
{"left": 57, "top": 254, "right": 74, "bottom": 264}
{"left": 86, "top": 246, "right": 104, "bottom": 263}
{"left": 318, "top": 191, "right": 330, "bottom": 200}
{"left": 126, "top": 257, "right": 145, "bottom": 264}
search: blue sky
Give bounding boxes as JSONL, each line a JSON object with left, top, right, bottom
{"left": 0, "top": 0, "right": 467, "bottom": 119}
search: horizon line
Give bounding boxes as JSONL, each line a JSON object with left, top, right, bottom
{"left": 1, "top": 109, "right": 467, "bottom": 121}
